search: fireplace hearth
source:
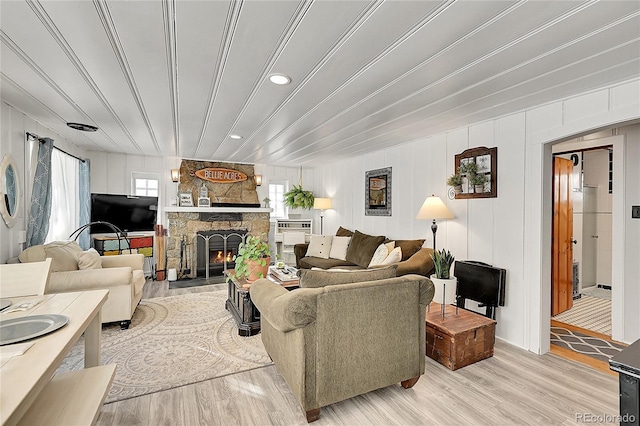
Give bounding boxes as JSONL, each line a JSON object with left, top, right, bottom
{"left": 196, "top": 229, "right": 247, "bottom": 277}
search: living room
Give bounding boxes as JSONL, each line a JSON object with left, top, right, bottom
{"left": 1, "top": 1, "right": 640, "bottom": 425}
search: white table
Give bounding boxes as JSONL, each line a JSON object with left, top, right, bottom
{"left": 0, "top": 290, "right": 111, "bottom": 426}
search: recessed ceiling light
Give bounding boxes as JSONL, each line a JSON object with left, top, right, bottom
{"left": 67, "top": 122, "right": 98, "bottom": 132}
{"left": 269, "top": 74, "right": 291, "bottom": 85}
{"left": 229, "top": 134, "right": 243, "bottom": 140}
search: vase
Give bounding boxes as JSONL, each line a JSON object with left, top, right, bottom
{"left": 454, "top": 185, "right": 463, "bottom": 195}
{"left": 245, "top": 257, "right": 271, "bottom": 283}
{"left": 429, "top": 275, "right": 457, "bottom": 306}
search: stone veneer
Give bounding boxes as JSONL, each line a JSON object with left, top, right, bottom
{"left": 166, "top": 160, "right": 269, "bottom": 277}
{"left": 166, "top": 211, "right": 270, "bottom": 277}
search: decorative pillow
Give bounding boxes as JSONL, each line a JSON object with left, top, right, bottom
{"left": 394, "top": 239, "right": 425, "bottom": 261}
{"left": 384, "top": 241, "right": 395, "bottom": 253}
{"left": 18, "top": 241, "right": 83, "bottom": 272}
{"left": 306, "top": 235, "right": 333, "bottom": 259}
{"left": 368, "top": 244, "right": 389, "bottom": 267}
{"left": 345, "top": 230, "right": 386, "bottom": 268}
{"left": 77, "top": 248, "right": 102, "bottom": 270}
{"left": 335, "top": 226, "right": 354, "bottom": 237}
{"left": 329, "top": 236, "right": 351, "bottom": 261}
{"left": 379, "top": 247, "right": 402, "bottom": 266}
{"left": 299, "top": 265, "right": 398, "bottom": 288}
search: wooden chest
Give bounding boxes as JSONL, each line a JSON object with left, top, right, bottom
{"left": 426, "top": 302, "right": 497, "bottom": 370}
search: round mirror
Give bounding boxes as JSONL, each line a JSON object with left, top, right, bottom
{"left": 0, "top": 154, "right": 21, "bottom": 227}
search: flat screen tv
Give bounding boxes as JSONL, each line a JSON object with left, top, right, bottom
{"left": 90, "top": 193, "right": 158, "bottom": 234}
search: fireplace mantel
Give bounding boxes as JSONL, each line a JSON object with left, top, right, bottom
{"left": 164, "top": 206, "right": 272, "bottom": 213}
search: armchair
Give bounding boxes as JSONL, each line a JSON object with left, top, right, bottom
{"left": 18, "top": 241, "right": 145, "bottom": 329}
{"left": 250, "top": 273, "right": 434, "bottom": 422}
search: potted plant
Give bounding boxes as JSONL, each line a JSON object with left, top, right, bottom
{"left": 229, "top": 235, "right": 272, "bottom": 283}
{"left": 469, "top": 172, "right": 489, "bottom": 193}
{"left": 284, "top": 185, "right": 315, "bottom": 210}
{"left": 430, "top": 249, "right": 457, "bottom": 307}
{"left": 446, "top": 173, "right": 463, "bottom": 194}
{"left": 262, "top": 197, "right": 271, "bottom": 208}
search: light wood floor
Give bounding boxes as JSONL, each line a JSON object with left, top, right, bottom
{"left": 98, "top": 279, "right": 619, "bottom": 426}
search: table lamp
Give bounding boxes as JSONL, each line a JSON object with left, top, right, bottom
{"left": 416, "top": 195, "right": 453, "bottom": 251}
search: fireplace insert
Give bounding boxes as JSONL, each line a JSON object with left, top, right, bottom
{"left": 196, "top": 229, "right": 247, "bottom": 277}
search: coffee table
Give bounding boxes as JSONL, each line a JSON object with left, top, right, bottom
{"left": 224, "top": 269, "right": 298, "bottom": 336}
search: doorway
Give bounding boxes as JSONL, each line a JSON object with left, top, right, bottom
{"left": 551, "top": 142, "right": 613, "bottom": 335}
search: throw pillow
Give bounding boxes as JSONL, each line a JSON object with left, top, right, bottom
{"left": 306, "top": 235, "right": 333, "bottom": 259}
{"left": 30, "top": 241, "right": 83, "bottom": 272}
{"left": 299, "top": 265, "right": 398, "bottom": 288}
{"left": 379, "top": 247, "right": 402, "bottom": 266}
{"left": 335, "top": 226, "right": 354, "bottom": 237}
{"left": 394, "top": 239, "right": 425, "bottom": 261}
{"left": 345, "top": 230, "right": 386, "bottom": 268}
{"left": 368, "top": 244, "right": 389, "bottom": 267}
{"left": 329, "top": 236, "right": 351, "bottom": 261}
{"left": 77, "top": 248, "right": 102, "bottom": 270}
{"left": 384, "top": 241, "right": 395, "bottom": 253}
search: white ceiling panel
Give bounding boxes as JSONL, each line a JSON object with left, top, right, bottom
{"left": 1, "top": 0, "right": 638, "bottom": 166}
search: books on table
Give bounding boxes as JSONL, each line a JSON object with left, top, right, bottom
{"left": 269, "top": 266, "right": 299, "bottom": 282}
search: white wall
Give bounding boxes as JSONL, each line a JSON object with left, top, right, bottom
{"left": 308, "top": 78, "right": 640, "bottom": 349}
{"left": 0, "top": 101, "right": 87, "bottom": 262}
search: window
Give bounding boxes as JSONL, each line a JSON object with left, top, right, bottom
{"left": 45, "top": 150, "right": 79, "bottom": 243}
{"left": 132, "top": 173, "right": 159, "bottom": 197}
{"left": 269, "top": 181, "right": 288, "bottom": 219}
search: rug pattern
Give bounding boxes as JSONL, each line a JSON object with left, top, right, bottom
{"left": 57, "top": 290, "right": 271, "bottom": 403}
{"left": 550, "top": 326, "right": 625, "bottom": 362}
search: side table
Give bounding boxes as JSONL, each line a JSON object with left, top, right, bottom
{"left": 224, "top": 270, "right": 299, "bottom": 337}
{"left": 426, "top": 302, "right": 497, "bottom": 370}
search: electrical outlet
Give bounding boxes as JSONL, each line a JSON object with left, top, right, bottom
{"left": 632, "top": 205, "right": 640, "bottom": 219}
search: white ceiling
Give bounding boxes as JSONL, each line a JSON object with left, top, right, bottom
{"left": 1, "top": 1, "right": 639, "bottom": 167}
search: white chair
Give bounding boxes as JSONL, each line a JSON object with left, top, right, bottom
{"left": 282, "top": 231, "right": 306, "bottom": 265}
{"left": 0, "top": 258, "right": 52, "bottom": 298}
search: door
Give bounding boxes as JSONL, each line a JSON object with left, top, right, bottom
{"left": 552, "top": 157, "right": 574, "bottom": 316}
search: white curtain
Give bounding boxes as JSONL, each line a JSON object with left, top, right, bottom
{"left": 45, "top": 150, "right": 79, "bottom": 243}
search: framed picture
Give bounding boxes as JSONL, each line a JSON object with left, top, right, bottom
{"left": 180, "top": 193, "right": 194, "bottom": 207}
{"left": 365, "top": 167, "right": 392, "bottom": 216}
{"left": 454, "top": 147, "right": 497, "bottom": 199}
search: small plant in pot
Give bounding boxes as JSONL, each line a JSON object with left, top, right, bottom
{"left": 446, "top": 173, "right": 463, "bottom": 194}
{"left": 431, "top": 249, "right": 455, "bottom": 279}
{"left": 430, "top": 248, "right": 457, "bottom": 308}
{"left": 469, "top": 172, "right": 489, "bottom": 193}
{"left": 229, "top": 235, "right": 271, "bottom": 283}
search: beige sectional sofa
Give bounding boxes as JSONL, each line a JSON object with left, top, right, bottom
{"left": 294, "top": 226, "right": 435, "bottom": 277}
{"left": 250, "top": 266, "right": 435, "bottom": 422}
{"left": 19, "top": 241, "right": 145, "bottom": 329}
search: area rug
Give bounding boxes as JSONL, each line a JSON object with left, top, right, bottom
{"left": 552, "top": 295, "right": 611, "bottom": 335}
{"left": 56, "top": 289, "right": 271, "bottom": 403}
{"left": 550, "top": 326, "right": 625, "bottom": 362}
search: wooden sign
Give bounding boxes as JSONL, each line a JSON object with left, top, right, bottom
{"left": 194, "top": 168, "right": 247, "bottom": 183}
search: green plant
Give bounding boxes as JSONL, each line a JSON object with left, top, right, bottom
{"left": 229, "top": 235, "right": 271, "bottom": 281}
{"left": 469, "top": 172, "right": 489, "bottom": 186}
{"left": 446, "top": 173, "right": 463, "bottom": 187}
{"left": 284, "top": 185, "right": 315, "bottom": 210}
{"left": 459, "top": 161, "right": 478, "bottom": 175}
{"left": 431, "top": 249, "right": 455, "bottom": 279}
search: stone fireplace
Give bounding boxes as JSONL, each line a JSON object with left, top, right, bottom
{"left": 165, "top": 160, "right": 270, "bottom": 278}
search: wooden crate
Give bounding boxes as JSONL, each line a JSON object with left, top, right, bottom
{"left": 426, "top": 302, "right": 497, "bottom": 370}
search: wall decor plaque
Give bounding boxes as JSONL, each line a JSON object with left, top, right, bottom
{"left": 194, "top": 168, "right": 247, "bottom": 183}
{"left": 365, "top": 167, "right": 392, "bottom": 216}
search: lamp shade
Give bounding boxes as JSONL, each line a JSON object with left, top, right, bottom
{"left": 416, "top": 195, "right": 453, "bottom": 220}
{"left": 313, "top": 197, "right": 332, "bottom": 210}
{"left": 171, "top": 169, "right": 179, "bottom": 183}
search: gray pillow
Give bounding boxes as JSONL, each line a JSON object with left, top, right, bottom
{"left": 298, "top": 265, "right": 398, "bottom": 288}
{"left": 345, "top": 230, "right": 386, "bottom": 267}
